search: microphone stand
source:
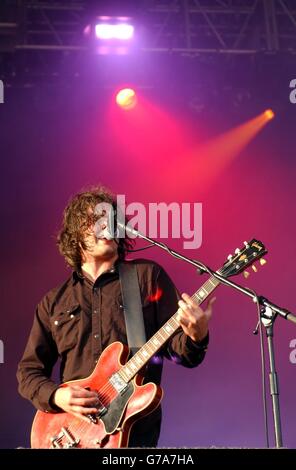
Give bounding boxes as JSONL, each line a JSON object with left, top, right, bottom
{"left": 119, "top": 222, "right": 296, "bottom": 447}
{"left": 254, "top": 304, "right": 283, "bottom": 448}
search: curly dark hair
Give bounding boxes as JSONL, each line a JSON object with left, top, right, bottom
{"left": 57, "top": 186, "right": 134, "bottom": 270}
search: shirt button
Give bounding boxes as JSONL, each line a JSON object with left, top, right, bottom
{"left": 54, "top": 320, "right": 59, "bottom": 326}
{"left": 94, "top": 334, "right": 99, "bottom": 339}
{"left": 93, "top": 309, "right": 98, "bottom": 314}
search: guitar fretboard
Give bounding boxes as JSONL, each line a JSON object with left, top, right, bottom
{"left": 118, "top": 272, "right": 221, "bottom": 383}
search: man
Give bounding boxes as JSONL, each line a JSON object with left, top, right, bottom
{"left": 17, "top": 187, "right": 215, "bottom": 447}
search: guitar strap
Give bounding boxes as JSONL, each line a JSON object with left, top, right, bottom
{"left": 118, "top": 261, "right": 146, "bottom": 355}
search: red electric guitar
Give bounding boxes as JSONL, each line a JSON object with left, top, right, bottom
{"left": 31, "top": 239, "right": 266, "bottom": 448}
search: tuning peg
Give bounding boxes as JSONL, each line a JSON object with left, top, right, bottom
{"left": 243, "top": 271, "right": 250, "bottom": 278}
{"left": 252, "top": 265, "right": 257, "bottom": 272}
{"left": 235, "top": 248, "right": 241, "bottom": 254}
{"left": 244, "top": 241, "right": 250, "bottom": 248}
{"left": 259, "top": 258, "right": 267, "bottom": 266}
{"left": 227, "top": 255, "right": 233, "bottom": 261}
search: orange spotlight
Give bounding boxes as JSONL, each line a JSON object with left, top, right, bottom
{"left": 264, "top": 109, "right": 275, "bottom": 120}
{"left": 167, "top": 108, "right": 276, "bottom": 192}
{"left": 116, "top": 88, "right": 137, "bottom": 110}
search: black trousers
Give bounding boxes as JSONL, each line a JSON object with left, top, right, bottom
{"left": 128, "top": 418, "right": 161, "bottom": 448}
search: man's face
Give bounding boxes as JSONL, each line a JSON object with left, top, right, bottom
{"left": 80, "top": 207, "right": 118, "bottom": 262}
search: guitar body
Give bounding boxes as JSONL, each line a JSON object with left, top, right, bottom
{"left": 31, "top": 342, "right": 163, "bottom": 448}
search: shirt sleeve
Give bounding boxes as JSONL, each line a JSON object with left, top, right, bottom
{"left": 154, "top": 264, "right": 209, "bottom": 368}
{"left": 16, "top": 296, "right": 60, "bottom": 412}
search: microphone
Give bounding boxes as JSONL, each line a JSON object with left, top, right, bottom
{"left": 106, "top": 206, "right": 138, "bottom": 239}
{"left": 107, "top": 205, "right": 117, "bottom": 239}
{"left": 93, "top": 204, "right": 116, "bottom": 240}
{"left": 116, "top": 219, "right": 138, "bottom": 238}
{"left": 103, "top": 226, "right": 114, "bottom": 240}
{"left": 94, "top": 203, "right": 137, "bottom": 240}
{"left": 100, "top": 204, "right": 123, "bottom": 239}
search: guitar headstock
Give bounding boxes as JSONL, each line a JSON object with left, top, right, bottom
{"left": 220, "top": 239, "right": 267, "bottom": 278}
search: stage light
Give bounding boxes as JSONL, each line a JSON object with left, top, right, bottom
{"left": 95, "top": 23, "right": 134, "bottom": 40}
{"left": 116, "top": 88, "right": 137, "bottom": 110}
{"left": 264, "top": 109, "right": 275, "bottom": 120}
{"left": 84, "top": 17, "right": 135, "bottom": 54}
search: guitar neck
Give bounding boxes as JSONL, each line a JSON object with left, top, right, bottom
{"left": 119, "top": 272, "right": 221, "bottom": 383}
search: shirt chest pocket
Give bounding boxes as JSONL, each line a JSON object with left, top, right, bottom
{"left": 50, "top": 304, "right": 81, "bottom": 354}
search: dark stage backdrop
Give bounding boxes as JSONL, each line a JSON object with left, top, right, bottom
{"left": 0, "top": 59, "right": 295, "bottom": 449}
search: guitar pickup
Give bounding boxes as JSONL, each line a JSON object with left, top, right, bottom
{"left": 87, "top": 401, "right": 107, "bottom": 423}
{"left": 96, "top": 403, "right": 107, "bottom": 417}
{"left": 109, "top": 373, "right": 128, "bottom": 394}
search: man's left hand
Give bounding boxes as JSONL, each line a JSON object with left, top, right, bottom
{"left": 177, "top": 293, "right": 215, "bottom": 343}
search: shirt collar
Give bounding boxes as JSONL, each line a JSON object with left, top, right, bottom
{"left": 72, "top": 259, "right": 120, "bottom": 285}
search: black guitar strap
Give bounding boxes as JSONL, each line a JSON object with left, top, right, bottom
{"left": 118, "top": 261, "right": 146, "bottom": 355}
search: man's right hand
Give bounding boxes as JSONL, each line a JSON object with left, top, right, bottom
{"left": 52, "top": 385, "right": 99, "bottom": 422}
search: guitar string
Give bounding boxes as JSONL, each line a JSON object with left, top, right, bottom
{"left": 76, "top": 267, "right": 233, "bottom": 443}
{"left": 56, "top": 250, "right": 258, "bottom": 443}
{"left": 70, "top": 253, "right": 259, "bottom": 441}
{"left": 86, "top": 275, "right": 219, "bottom": 403}
{"left": 82, "top": 261, "right": 245, "bottom": 405}
{"left": 70, "top": 275, "right": 220, "bottom": 441}
{"left": 72, "top": 255, "right": 258, "bottom": 440}
{"left": 64, "top": 275, "right": 221, "bottom": 441}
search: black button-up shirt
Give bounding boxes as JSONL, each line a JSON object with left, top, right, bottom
{"left": 17, "top": 259, "right": 208, "bottom": 423}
